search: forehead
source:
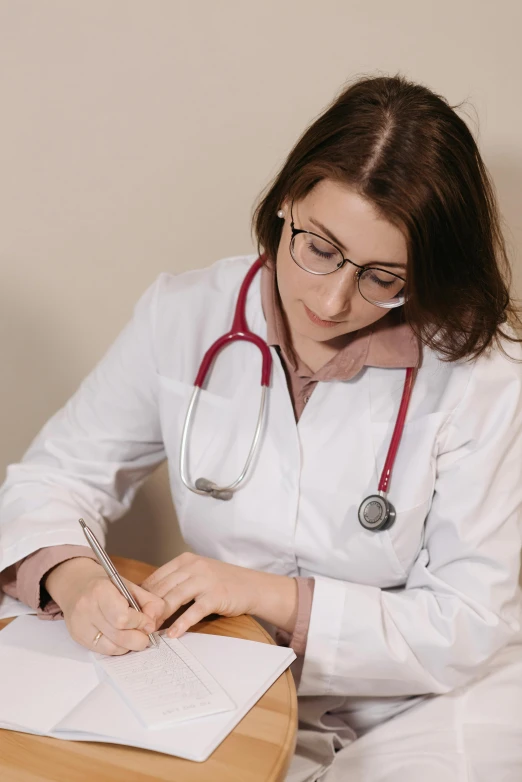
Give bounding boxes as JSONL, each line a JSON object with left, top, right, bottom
{"left": 298, "top": 180, "right": 407, "bottom": 265}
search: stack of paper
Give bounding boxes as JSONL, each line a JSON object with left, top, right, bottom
{"left": 0, "top": 615, "right": 295, "bottom": 762}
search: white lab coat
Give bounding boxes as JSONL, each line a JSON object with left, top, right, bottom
{"left": 1, "top": 255, "right": 522, "bottom": 780}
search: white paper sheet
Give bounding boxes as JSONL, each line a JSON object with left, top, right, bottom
{"left": 0, "top": 619, "right": 98, "bottom": 733}
{"left": 0, "top": 613, "right": 90, "bottom": 662}
{"left": 0, "top": 593, "right": 36, "bottom": 620}
{"left": 95, "top": 634, "right": 235, "bottom": 728}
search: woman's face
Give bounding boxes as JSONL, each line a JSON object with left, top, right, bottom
{"left": 276, "top": 180, "right": 408, "bottom": 346}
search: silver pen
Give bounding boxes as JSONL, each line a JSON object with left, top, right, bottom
{"left": 78, "top": 518, "right": 159, "bottom": 649}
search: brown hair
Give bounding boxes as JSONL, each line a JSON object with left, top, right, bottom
{"left": 253, "top": 75, "right": 520, "bottom": 362}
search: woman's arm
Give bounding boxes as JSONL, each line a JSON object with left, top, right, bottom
{"left": 0, "top": 278, "right": 169, "bottom": 651}
{"left": 0, "top": 277, "right": 166, "bottom": 575}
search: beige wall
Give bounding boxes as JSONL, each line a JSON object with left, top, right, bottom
{"left": 1, "top": 0, "right": 521, "bottom": 565}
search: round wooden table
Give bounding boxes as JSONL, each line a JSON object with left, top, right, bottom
{"left": 0, "top": 556, "right": 297, "bottom": 782}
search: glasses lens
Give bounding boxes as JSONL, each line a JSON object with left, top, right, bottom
{"left": 291, "top": 232, "right": 343, "bottom": 274}
{"left": 359, "top": 267, "right": 405, "bottom": 307}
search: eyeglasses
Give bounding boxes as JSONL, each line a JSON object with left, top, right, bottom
{"left": 289, "top": 207, "right": 406, "bottom": 309}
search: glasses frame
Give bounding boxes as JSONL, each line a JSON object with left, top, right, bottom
{"left": 289, "top": 205, "right": 406, "bottom": 309}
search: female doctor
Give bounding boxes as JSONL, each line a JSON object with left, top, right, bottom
{"left": 2, "top": 75, "right": 522, "bottom": 781}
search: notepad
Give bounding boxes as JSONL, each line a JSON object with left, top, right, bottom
{"left": 0, "top": 615, "right": 295, "bottom": 762}
{"left": 95, "top": 634, "right": 235, "bottom": 728}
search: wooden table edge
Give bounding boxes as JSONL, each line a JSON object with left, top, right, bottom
{"left": 243, "top": 615, "right": 298, "bottom": 781}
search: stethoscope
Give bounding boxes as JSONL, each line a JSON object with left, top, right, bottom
{"left": 179, "top": 256, "right": 416, "bottom": 532}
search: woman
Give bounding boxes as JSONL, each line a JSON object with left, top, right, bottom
{"left": 1, "top": 75, "right": 522, "bottom": 781}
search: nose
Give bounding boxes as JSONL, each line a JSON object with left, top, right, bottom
{"left": 320, "top": 264, "right": 359, "bottom": 318}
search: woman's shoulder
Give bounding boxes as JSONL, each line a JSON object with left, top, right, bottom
{"left": 423, "top": 327, "right": 522, "bottom": 380}
{"left": 143, "top": 255, "right": 259, "bottom": 365}
{"left": 460, "top": 330, "right": 522, "bottom": 385}
{"left": 154, "top": 254, "right": 257, "bottom": 305}
{"left": 471, "top": 335, "right": 522, "bottom": 415}
{"left": 421, "top": 331, "right": 522, "bottom": 435}
{"left": 412, "top": 332, "right": 522, "bottom": 429}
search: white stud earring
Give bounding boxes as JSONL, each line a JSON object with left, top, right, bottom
{"left": 277, "top": 209, "right": 285, "bottom": 219}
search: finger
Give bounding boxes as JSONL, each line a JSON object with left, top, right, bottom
{"left": 98, "top": 585, "right": 155, "bottom": 633}
{"left": 93, "top": 601, "right": 153, "bottom": 652}
{"left": 141, "top": 560, "right": 182, "bottom": 591}
{"left": 145, "top": 570, "right": 191, "bottom": 601}
{"left": 84, "top": 624, "right": 129, "bottom": 656}
{"left": 96, "top": 613, "right": 153, "bottom": 653}
{"left": 161, "top": 577, "right": 206, "bottom": 618}
{"left": 127, "top": 580, "right": 167, "bottom": 626}
{"left": 141, "top": 552, "right": 195, "bottom": 591}
{"left": 167, "top": 599, "right": 213, "bottom": 638}
{"left": 93, "top": 634, "right": 129, "bottom": 656}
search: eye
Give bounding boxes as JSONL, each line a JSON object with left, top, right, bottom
{"left": 368, "top": 272, "right": 396, "bottom": 288}
{"left": 363, "top": 267, "right": 405, "bottom": 288}
{"left": 305, "top": 237, "right": 337, "bottom": 260}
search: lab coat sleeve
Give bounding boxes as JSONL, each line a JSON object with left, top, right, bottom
{"left": 299, "top": 347, "right": 522, "bottom": 697}
{"left": 0, "top": 278, "right": 166, "bottom": 572}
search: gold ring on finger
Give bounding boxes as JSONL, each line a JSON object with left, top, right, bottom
{"left": 93, "top": 630, "right": 103, "bottom": 646}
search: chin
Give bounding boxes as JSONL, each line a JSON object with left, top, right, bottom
{"left": 300, "top": 321, "right": 352, "bottom": 341}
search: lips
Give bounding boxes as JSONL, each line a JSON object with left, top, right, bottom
{"left": 304, "top": 304, "right": 342, "bottom": 328}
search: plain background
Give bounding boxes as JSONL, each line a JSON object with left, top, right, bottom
{"left": 1, "top": 1, "right": 521, "bottom": 566}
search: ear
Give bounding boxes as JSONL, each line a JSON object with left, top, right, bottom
{"left": 279, "top": 197, "right": 292, "bottom": 218}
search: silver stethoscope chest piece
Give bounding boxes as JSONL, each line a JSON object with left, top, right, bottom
{"left": 358, "top": 494, "right": 396, "bottom": 531}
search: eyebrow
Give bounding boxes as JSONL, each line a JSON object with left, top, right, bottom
{"left": 308, "top": 217, "right": 407, "bottom": 270}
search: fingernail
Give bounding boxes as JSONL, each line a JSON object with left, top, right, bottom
{"left": 168, "top": 627, "right": 178, "bottom": 638}
{"left": 144, "top": 624, "right": 155, "bottom": 633}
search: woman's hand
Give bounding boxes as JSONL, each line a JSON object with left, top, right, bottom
{"left": 141, "top": 552, "right": 299, "bottom": 639}
{"left": 44, "top": 557, "right": 166, "bottom": 655}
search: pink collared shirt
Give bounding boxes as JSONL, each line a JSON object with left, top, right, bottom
{"left": 3, "top": 262, "right": 418, "bottom": 659}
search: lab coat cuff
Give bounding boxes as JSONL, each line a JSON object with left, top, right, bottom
{"left": 290, "top": 576, "right": 315, "bottom": 656}
{"left": 298, "top": 575, "right": 347, "bottom": 696}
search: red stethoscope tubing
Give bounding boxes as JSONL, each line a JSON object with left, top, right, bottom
{"left": 194, "top": 256, "right": 272, "bottom": 388}
{"left": 378, "top": 366, "right": 416, "bottom": 494}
